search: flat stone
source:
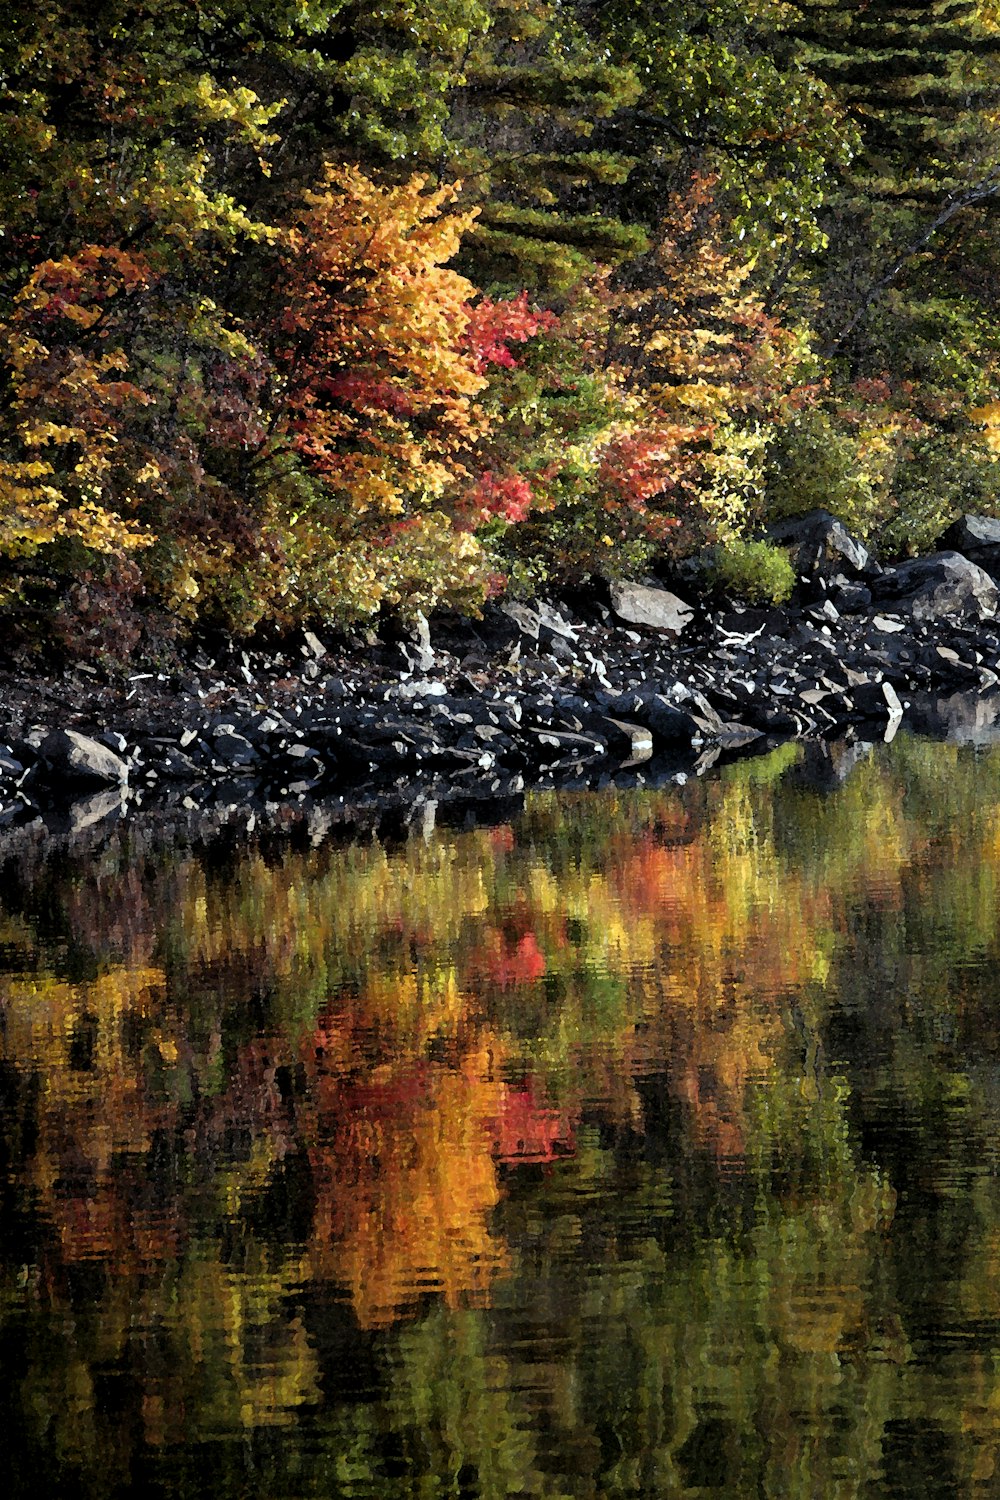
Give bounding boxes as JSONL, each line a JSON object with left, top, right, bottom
{"left": 871, "top": 615, "right": 906, "bottom": 633}
{"left": 395, "top": 678, "right": 448, "bottom": 700}
{"left": 609, "top": 581, "right": 694, "bottom": 635}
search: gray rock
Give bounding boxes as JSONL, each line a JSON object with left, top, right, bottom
{"left": 766, "top": 509, "right": 871, "bottom": 578}
{"left": 871, "top": 614, "right": 906, "bottom": 634}
{"left": 750, "top": 705, "right": 801, "bottom": 735}
{"left": 874, "top": 551, "right": 999, "bottom": 623}
{"left": 536, "top": 601, "right": 579, "bottom": 642}
{"left": 397, "top": 611, "right": 436, "bottom": 672}
{"left": 672, "top": 685, "right": 726, "bottom": 735}
{"left": 395, "top": 677, "right": 448, "bottom": 701}
{"left": 212, "top": 730, "right": 258, "bottom": 765}
{"left": 159, "top": 749, "right": 202, "bottom": 780}
{"left": 499, "top": 601, "right": 542, "bottom": 640}
{"left": 301, "top": 630, "right": 327, "bottom": 659}
{"left": 827, "top": 580, "right": 872, "bottom": 614}
{"left": 39, "top": 728, "right": 128, "bottom": 786}
{"left": 609, "top": 581, "right": 694, "bottom": 635}
{"left": 939, "top": 514, "right": 1000, "bottom": 570}
{"left": 540, "top": 631, "right": 577, "bottom": 663}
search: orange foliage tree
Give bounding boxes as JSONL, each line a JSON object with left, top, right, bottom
{"left": 271, "top": 167, "right": 504, "bottom": 620}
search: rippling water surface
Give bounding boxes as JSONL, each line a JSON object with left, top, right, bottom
{"left": 5, "top": 735, "right": 1000, "bottom": 1496}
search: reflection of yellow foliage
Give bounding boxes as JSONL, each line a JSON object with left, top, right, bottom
{"left": 0, "top": 966, "right": 167, "bottom": 1259}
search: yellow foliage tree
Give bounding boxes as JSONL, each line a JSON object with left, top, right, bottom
{"left": 0, "top": 247, "right": 160, "bottom": 565}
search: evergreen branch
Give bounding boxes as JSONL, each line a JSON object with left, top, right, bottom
{"left": 825, "top": 168, "right": 1000, "bottom": 355}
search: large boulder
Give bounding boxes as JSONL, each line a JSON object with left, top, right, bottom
{"left": 872, "top": 550, "right": 998, "bottom": 623}
{"left": 609, "top": 581, "right": 694, "bottom": 634}
{"left": 644, "top": 691, "right": 723, "bottom": 744}
{"left": 39, "top": 728, "right": 128, "bottom": 786}
{"left": 939, "top": 514, "right": 1000, "bottom": 575}
{"left": 766, "top": 509, "right": 871, "bottom": 578}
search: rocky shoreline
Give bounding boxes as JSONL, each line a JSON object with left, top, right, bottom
{"left": 6, "top": 509, "right": 1000, "bottom": 845}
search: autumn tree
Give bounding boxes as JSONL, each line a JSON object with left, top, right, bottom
{"left": 269, "top": 167, "right": 501, "bottom": 621}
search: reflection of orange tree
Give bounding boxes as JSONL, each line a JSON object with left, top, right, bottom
{"left": 0, "top": 763, "right": 855, "bottom": 1293}
{"left": 10, "top": 743, "right": 1000, "bottom": 1482}
{"left": 302, "top": 1037, "right": 508, "bottom": 1329}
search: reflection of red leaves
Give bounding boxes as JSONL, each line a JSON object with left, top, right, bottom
{"left": 493, "top": 1086, "right": 575, "bottom": 1164}
{"left": 473, "top": 929, "right": 547, "bottom": 990}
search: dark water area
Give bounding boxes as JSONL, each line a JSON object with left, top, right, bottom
{"left": 3, "top": 734, "right": 1000, "bottom": 1496}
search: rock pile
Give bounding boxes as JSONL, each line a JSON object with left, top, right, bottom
{"left": 5, "top": 509, "right": 1000, "bottom": 833}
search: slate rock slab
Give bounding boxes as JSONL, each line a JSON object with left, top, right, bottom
{"left": 766, "top": 509, "right": 871, "bottom": 578}
{"left": 940, "top": 514, "right": 1000, "bottom": 569}
{"left": 39, "top": 728, "right": 128, "bottom": 786}
{"left": 874, "top": 551, "right": 998, "bottom": 623}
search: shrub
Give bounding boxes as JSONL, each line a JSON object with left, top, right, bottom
{"left": 703, "top": 538, "right": 795, "bottom": 604}
{"left": 763, "top": 407, "right": 879, "bottom": 536}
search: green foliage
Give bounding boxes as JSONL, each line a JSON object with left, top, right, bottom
{"left": 703, "top": 537, "right": 797, "bottom": 604}
{"left": 876, "top": 431, "right": 1000, "bottom": 559}
{"left": 763, "top": 406, "right": 878, "bottom": 534}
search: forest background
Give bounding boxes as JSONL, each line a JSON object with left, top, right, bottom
{"left": 6, "top": 0, "right": 1000, "bottom": 661}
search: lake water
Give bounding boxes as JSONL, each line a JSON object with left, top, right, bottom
{"left": 3, "top": 734, "right": 1000, "bottom": 1497}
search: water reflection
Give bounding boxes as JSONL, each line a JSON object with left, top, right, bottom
{"left": 4, "top": 735, "right": 1000, "bottom": 1494}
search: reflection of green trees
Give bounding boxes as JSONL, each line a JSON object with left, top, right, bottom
{"left": 5, "top": 739, "right": 1000, "bottom": 1491}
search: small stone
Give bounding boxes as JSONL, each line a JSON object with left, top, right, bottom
{"left": 598, "top": 718, "right": 654, "bottom": 764}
